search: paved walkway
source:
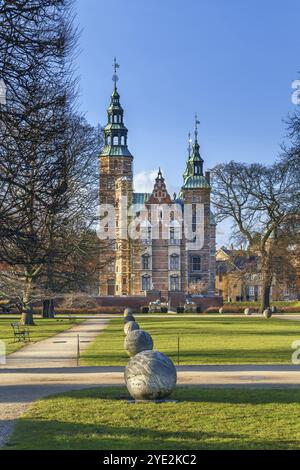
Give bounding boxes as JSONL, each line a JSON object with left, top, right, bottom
{"left": 3, "top": 318, "right": 109, "bottom": 369}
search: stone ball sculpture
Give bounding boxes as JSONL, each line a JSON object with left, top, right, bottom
{"left": 124, "top": 308, "right": 134, "bottom": 318}
{"left": 244, "top": 308, "right": 252, "bottom": 316}
{"left": 124, "top": 314, "right": 135, "bottom": 324}
{"left": 125, "top": 350, "right": 177, "bottom": 401}
{"left": 124, "top": 321, "right": 140, "bottom": 336}
{"left": 124, "top": 329, "right": 153, "bottom": 357}
{"left": 264, "top": 308, "right": 272, "bottom": 319}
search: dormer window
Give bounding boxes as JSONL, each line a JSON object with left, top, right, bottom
{"left": 113, "top": 136, "right": 119, "bottom": 146}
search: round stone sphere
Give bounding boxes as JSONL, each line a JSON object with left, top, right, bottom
{"left": 124, "top": 321, "right": 140, "bottom": 336}
{"left": 124, "top": 308, "right": 134, "bottom": 318}
{"left": 124, "top": 329, "right": 153, "bottom": 357}
{"left": 124, "top": 314, "right": 135, "bottom": 324}
{"left": 264, "top": 308, "right": 272, "bottom": 319}
{"left": 125, "top": 350, "right": 177, "bottom": 401}
{"left": 244, "top": 308, "right": 252, "bottom": 316}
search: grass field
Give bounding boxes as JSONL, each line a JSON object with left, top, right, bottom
{"left": 80, "top": 317, "right": 300, "bottom": 366}
{"left": 5, "top": 387, "right": 300, "bottom": 450}
{"left": 0, "top": 318, "right": 82, "bottom": 355}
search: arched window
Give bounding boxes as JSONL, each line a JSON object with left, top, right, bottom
{"left": 113, "top": 136, "right": 119, "bottom": 146}
{"left": 121, "top": 136, "right": 125, "bottom": 145}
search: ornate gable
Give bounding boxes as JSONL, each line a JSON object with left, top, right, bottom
{"left": 147, "top": 169, "right": 173, "bottom": 204}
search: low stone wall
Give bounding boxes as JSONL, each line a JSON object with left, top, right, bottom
{"left": 191, "top": 296, "right": 223, "bottom": 312}
{"left": 94, "top": 294, "right": 159, "bottom": 312}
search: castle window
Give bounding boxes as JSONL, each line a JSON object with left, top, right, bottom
{"left": 170, "top": 275, "right": 180, "bottom": 292}
{"left": 113, "top": 136, "right": 119, "bottom": 146}
{"left": 170, "top": 228, "right": 180, "bottom": 245}
{"left": 170, "top": 254, "right": 180, "bottom": 270}
{"left": 142, "top": 275, "right": 151, "bottom": 291}
{"left": 191, "top": 256, "right": 201, "bottom": 272}
{"left": 121, "top": 136, "right": 125, "bottom": 145}
{"left": 142, "top": 254, "right": 150, "bottom": 270}
{"left": 107, "top": 279, "right": 115, "bottom": 296}
{"left": 107, "top": 177, "right": 114, "bottom": 190}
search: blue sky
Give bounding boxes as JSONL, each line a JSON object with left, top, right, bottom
{"left": 75, "top": 0, "right": 299, "bottom": 245}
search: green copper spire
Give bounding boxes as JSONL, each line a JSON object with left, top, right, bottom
{"left": 181, "top": 115, "right": 210, "bottom": 190}
{"left": 101, "top": 59, "right": 133, "bottom": 158}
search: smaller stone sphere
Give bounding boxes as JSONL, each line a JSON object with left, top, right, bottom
{"left": 263, "top": 308, "right": 272, "bottom": 319}
{"left": 125, "top": 350, "right": 177, "bottom": 401}
{"left": 124, "top": 308, "right": 134, "bottom": 318}
{"left": 124, "top": 321, "right": 140, "bottom": 336}
{"left": 244, "top": 308, "right": 252, "bottom": 316}
{"left": 124, "top": 329, "right": 153, "bottom": 357}
{"left": 124, "top": 314, "right": 135, "bottom": 324}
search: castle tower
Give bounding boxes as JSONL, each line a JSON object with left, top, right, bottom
{"left": 180, "top": 117, "right": 216, "bottom": 296}
{"left": 99, "top": 60, "right": 133, "bottom": 296}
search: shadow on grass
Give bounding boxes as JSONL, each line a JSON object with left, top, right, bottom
{"left": 5, "top": 387, "right": 300, "bottom": 450}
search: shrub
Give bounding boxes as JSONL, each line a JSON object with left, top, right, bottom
{"left": 161, "top": 307, "right": 168, "bottom": 313}
{"left": 141, "top": 307, "right": 149, "bottom": 314}
{"left": 60, "top": 294, "right": 98, "bottom": 310}
{"left": 177, "top": 307, "right": 184, "bottom": 314}
{"left": 279, "top": 306, "right": 300, "bottom": 313}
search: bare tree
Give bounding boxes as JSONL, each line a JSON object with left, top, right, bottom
{"left": 0, "top": 0, "right": 102, "bottom": 324}
{"left": 211, "top": 161, "right": 298, "bottom": 312}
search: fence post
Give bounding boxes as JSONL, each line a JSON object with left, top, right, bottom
{"left": 77, "top": 334, "right": 80, "bottom": 367}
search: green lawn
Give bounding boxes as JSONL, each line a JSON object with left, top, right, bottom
{"left": 5, "top": 387, "right": 300, "bottom": 450}
{"left": 0, "top": 318, "right": 82, "bottom": 355}
{"left": 80, "top": 317, "right": 300, "bottom": 366}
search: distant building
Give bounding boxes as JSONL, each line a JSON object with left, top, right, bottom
{"left": 99, "top": 64, "right": 217, "bottom": 300}
{"left": 216, "top": 247, "right": 299, "bottom": 302}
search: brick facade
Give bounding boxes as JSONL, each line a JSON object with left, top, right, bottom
{"left": 99, "top": 76, "right": 217, "bottom": 303}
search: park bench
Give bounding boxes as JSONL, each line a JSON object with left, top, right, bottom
{"left": 11, "top": 322, "right": 31, "bottom": 343}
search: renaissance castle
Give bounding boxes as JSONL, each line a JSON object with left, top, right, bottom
{"left": 99, "top": 62, "right": 216, "bottom": 300}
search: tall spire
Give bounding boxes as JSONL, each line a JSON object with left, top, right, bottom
{"left": 112, "top": 57, "right": 120, "bottom": 92}
{"left": 188, "top": 132, "right": 192, "bottom": 158}
{"left": 194, "top": 114, "right": 200, "bottom": 143}
{"left": 181, "top": 115, "right": 207, "bottom": 189}
{"left": 101, "top": 59, "right": 133, "bottom": 158}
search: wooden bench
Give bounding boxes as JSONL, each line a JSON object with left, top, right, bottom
{"left": 11, "top": 323, "right": 31, "bottom": 343}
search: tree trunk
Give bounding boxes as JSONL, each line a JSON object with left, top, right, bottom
{"left": 42, "top": 299, "right": 55, "bottom": 318}
{"left": 20, "top": 277, "right": 35, "bottom": 325}
{"left": 260, "top": 268, "right": 273, "bottom": 313}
